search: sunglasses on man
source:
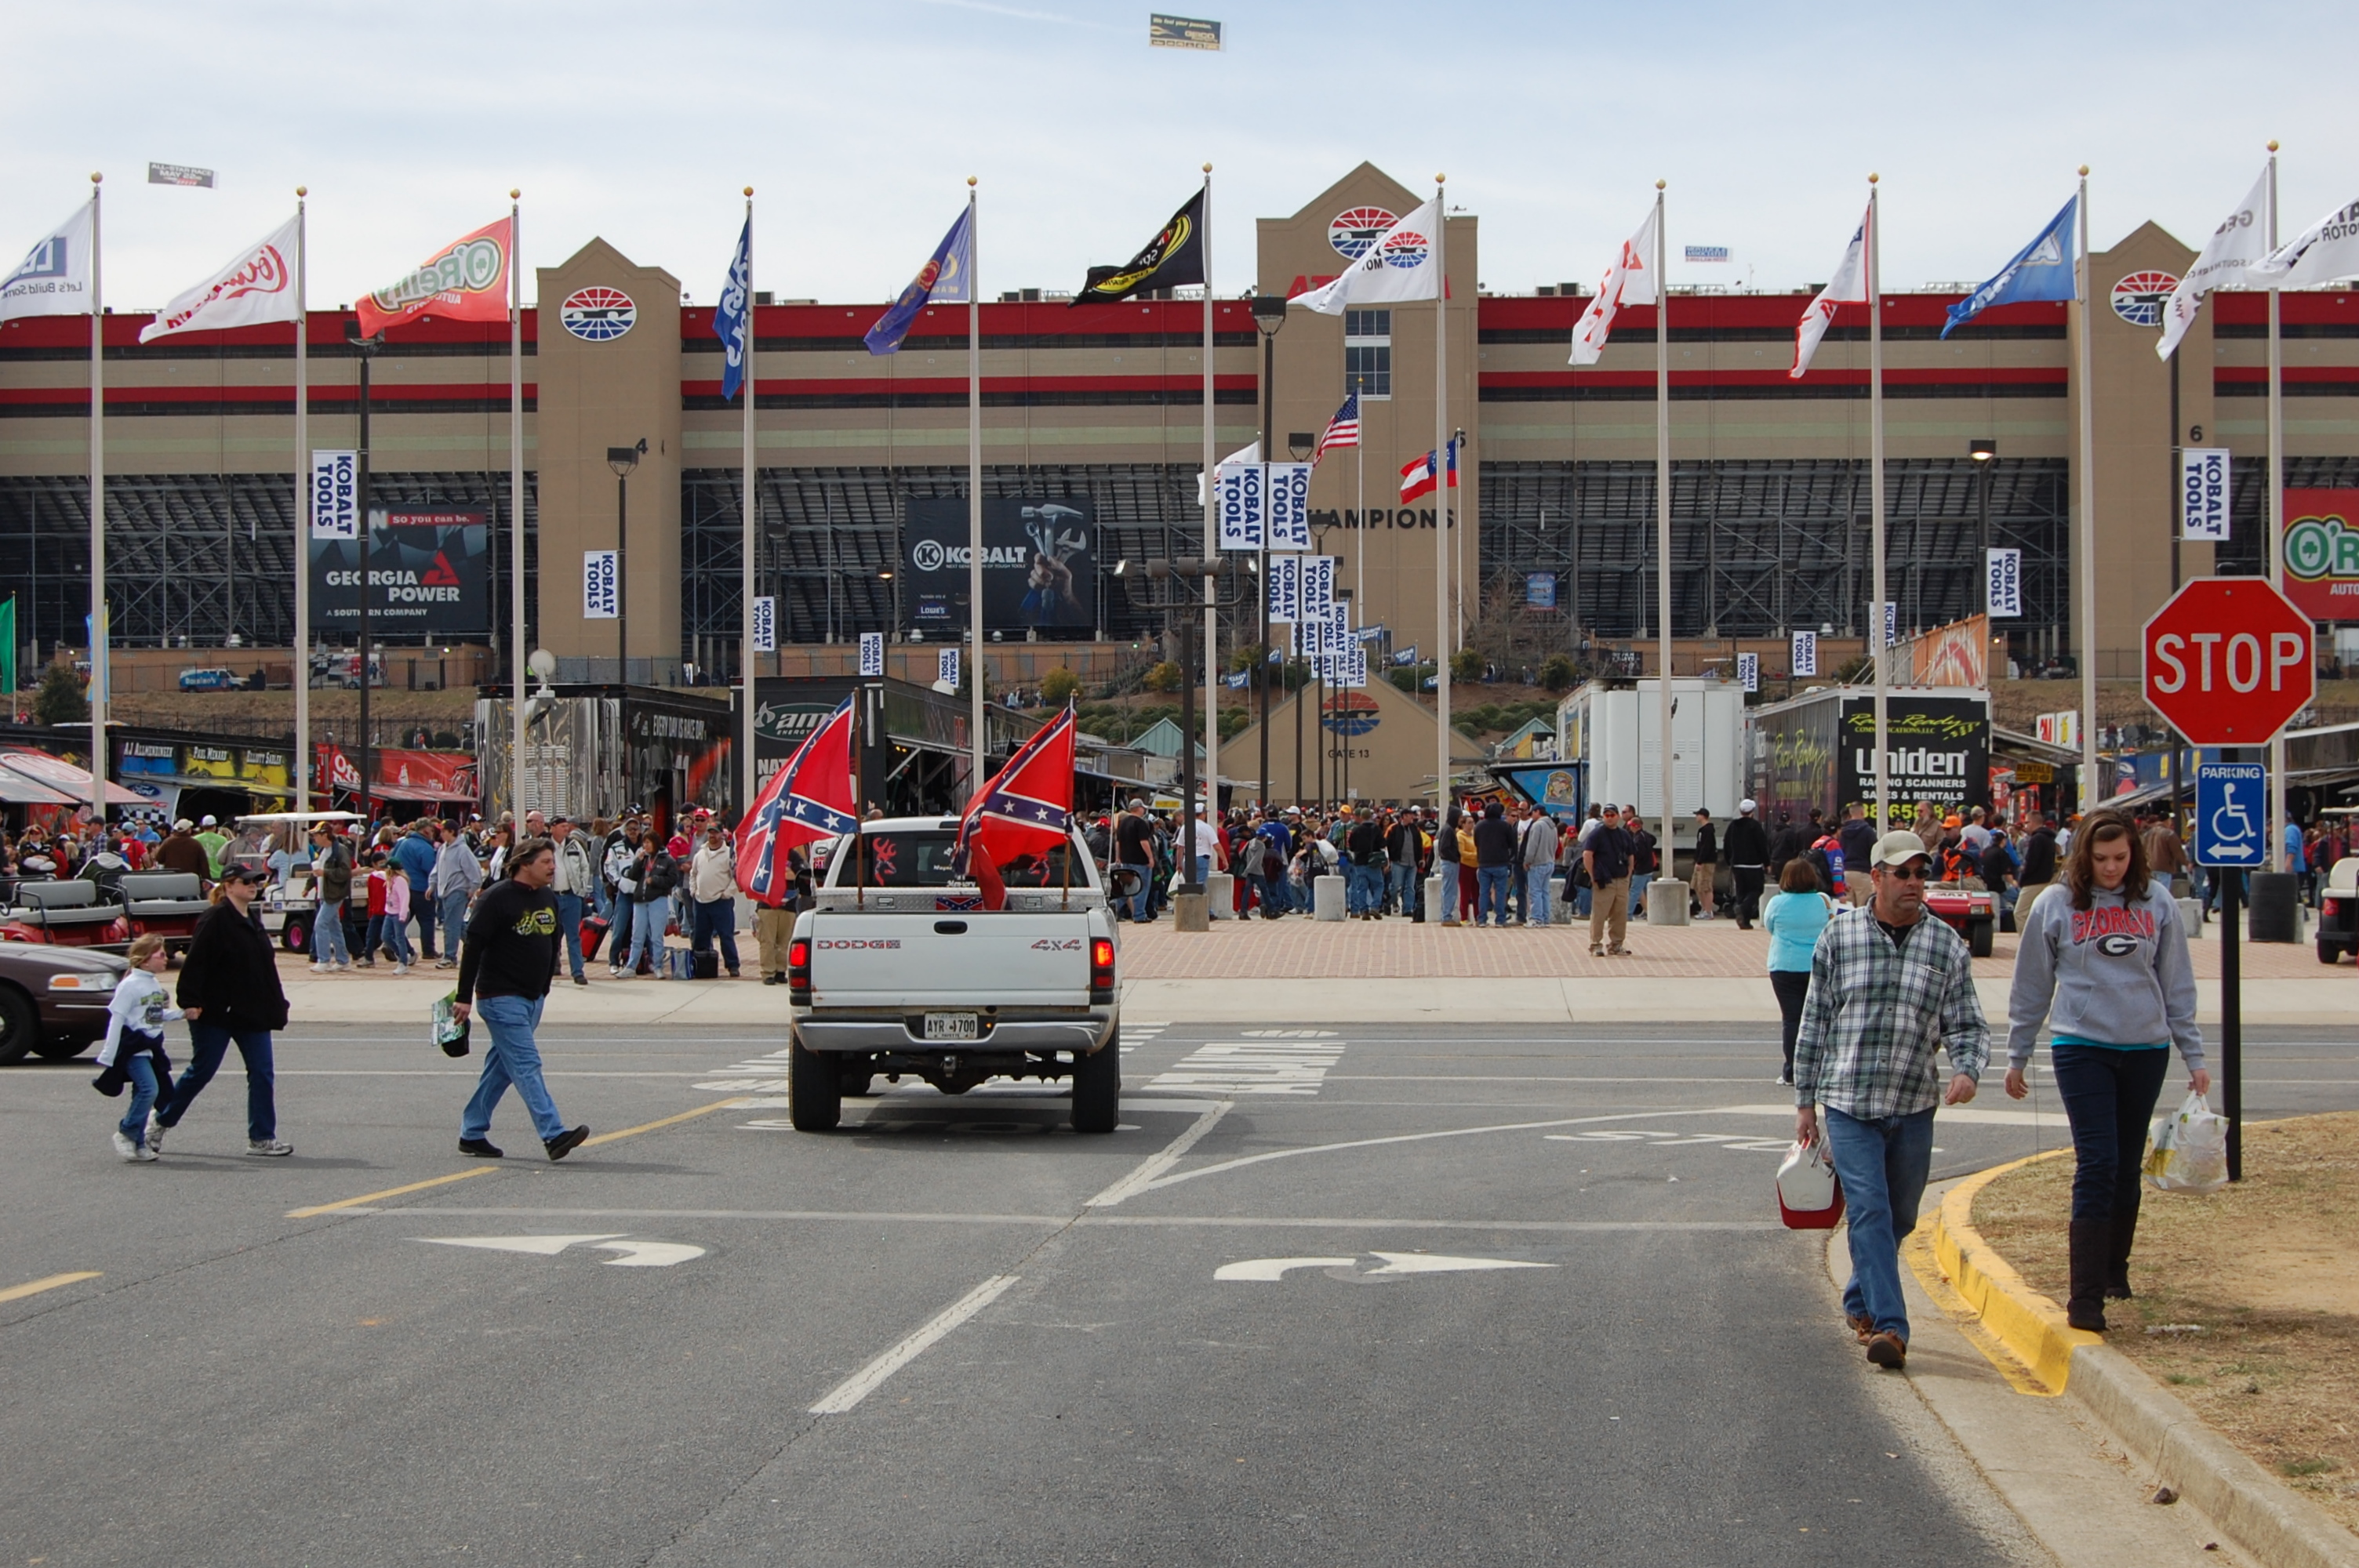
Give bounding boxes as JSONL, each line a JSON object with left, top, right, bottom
{"left": 1881, "top": 862, "right": 1931, "bottom": 880}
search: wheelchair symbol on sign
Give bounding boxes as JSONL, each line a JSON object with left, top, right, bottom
{"left": 2208, "top": 781, "right": 2257, "bottom": 857}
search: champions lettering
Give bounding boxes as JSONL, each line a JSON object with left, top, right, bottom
{"left": 1308, "top": 508, "right": 1450, "bottom": 530}
{"left": 2069, "top": 906, "right": 2156, "bottom": 946}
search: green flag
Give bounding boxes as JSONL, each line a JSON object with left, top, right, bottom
{"left": 0, "top": 597, "right": 15, "bottom": 714}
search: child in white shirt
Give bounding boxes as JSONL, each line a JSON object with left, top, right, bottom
{"left": 96, "top": 934, "right": 181, "bottom": 1162}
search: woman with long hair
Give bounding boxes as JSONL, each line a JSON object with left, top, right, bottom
{"left": 2002, "top": 808, "right": 2206, "bottom": 1331}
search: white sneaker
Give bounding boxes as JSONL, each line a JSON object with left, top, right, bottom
{"left": 246, "top": 1138, "right": 294, "bottom": 1157}
{"left": 113, "top": 1130, "right": 140, "bottom": 1161}
{"left": 309, "top": 963, "right": 328, "bottom": 975}
{"left": 145, "top": 1113, "right": 166, "bottom": 1155}
{"left": 134, "top": 1143, "right": 158, "bottom": 1163}
{"left": 394, "top": 964, "right": 410, "bottom": 976}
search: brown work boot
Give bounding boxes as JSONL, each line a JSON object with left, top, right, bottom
{"left": 1865, "top": 1330, "right": 1907, "bottom": 1370}
{"left": 1845, "top": 1312, "right": 1875, "bottom": 1343}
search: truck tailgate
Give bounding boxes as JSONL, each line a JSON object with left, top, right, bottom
{"left": 807, "top": 914, "right": 1095, "bottom": 1009}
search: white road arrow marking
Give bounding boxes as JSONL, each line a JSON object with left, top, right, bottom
{"left": 416, "top": 1233, "right": 627, "bottom": 1256}
{"left": 1361, "top": 1252, "right": 1556, "bottom": 1276}
{"left": 1214, "top": 1256, "right": 1357, "bottom": 1282}
{"left": 593, "top": 1240, "right": 706, "bottom": 1268}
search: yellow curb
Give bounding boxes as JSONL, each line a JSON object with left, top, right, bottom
{"left": 1925, "top": 1149, "right": 2100, "bottom": 1395}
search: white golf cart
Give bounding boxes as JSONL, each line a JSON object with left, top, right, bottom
{"left": 232, "top": 811, "right": 365, "bottom": 953}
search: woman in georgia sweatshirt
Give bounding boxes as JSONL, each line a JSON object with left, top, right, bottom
{"left": 2004, "top": 808, "right": 2205, "bottom": 1333}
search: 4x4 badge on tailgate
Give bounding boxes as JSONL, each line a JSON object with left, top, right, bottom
{"left": 1030, "top": 938, "right": 1082, "bottom": 950}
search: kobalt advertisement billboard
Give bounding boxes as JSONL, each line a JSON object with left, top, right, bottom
{"left": 903, "top": 496, "right": 1097, "bottom": 635}
{"left": 310, "top": 510, "right": 490, "bottom": 635}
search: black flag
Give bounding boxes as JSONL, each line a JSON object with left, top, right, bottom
{"left": 1072, "top": 188, "right": 1206, "bottom": 306}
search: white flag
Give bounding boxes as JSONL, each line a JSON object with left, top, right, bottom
{"left": 1569, "top": 204, "right": 1659, "bottom": 365}
{"left": 1790, "top": 206, "right": 1869, "bottom": 379}
{"left": 1289, "top": 198, "right": 1442, "bottom": 315}
{"left": 0, "top": 203, "right": 95, "bottom": 321}
{"left": 2249, "top": 197, "right": 2359, "bottom": 291}
{"left": 140, "top": 214, "right": 302, "bottom": 343}
{"left": 1195, "top": 440, "right": 1257, "bottom": 506}
{"left": 2157, "top": 167, "right": 2270, "bottom": 361}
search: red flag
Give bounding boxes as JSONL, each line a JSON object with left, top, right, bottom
{"left": 954, "top": 707, "right": 1078, "bottom": 896}
{"left": 735, "top": 698, "right": 857, "bottom": 907}
{"left": 356, "top": 216, "right": 514, "bottom": 339}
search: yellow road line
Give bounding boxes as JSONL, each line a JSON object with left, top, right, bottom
{"left": 286, "top": 1099, "right": 740, "bottom": 1218}
{"left": 0, "top": 1270, "right": 101, "bottom": 1305}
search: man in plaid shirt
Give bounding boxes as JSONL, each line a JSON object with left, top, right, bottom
{"left": 1794, "top": 829, "right": 1989, "bottom": 1370}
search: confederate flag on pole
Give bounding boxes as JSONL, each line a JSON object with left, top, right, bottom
{"left": 735, "top": 697, "right": 858, "bottom": 907}
{"left": 954, "top": 706, "right": 1078, "bottom": 905}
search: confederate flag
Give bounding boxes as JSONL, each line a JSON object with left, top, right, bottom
{"left": 953, "top": 706, "right": 1078, "bottom": 906}
{"left": 735, "top": 697, "right": 858, "bottom": 907}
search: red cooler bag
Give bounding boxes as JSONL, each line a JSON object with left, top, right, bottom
{"left": 1776, "top": 1138, "right": 1846, "bottom": 1230}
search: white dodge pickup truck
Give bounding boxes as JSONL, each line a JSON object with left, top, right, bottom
{"left": 783, "top": 816, "right": 1138, "bottom": 1134}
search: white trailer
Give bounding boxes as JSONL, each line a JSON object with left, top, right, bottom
{"left": 1555, "top": 679, "right": 1745, "bottom": 857}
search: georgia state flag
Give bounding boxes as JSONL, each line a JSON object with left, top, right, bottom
{"left": 1399, "top": 438, "right": 1459, "bottom": 503}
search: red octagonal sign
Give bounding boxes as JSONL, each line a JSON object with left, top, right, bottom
{"left": 2142, "top": 577, "right": 2316, "bottom": 745}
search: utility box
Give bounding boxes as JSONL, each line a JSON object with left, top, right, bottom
{"left": 1555, "top": 679, "right": 1744, "bottom": 856}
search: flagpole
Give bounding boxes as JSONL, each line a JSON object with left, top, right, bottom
{"left": 968, "top": 176, "right": 985, "bottom": 794}
{"left": 88, "top": 172, "right": 107, "bottom": 828}
{"left": 1434, "top": 174, "right": 1451, "bottom": 811}
{"left": 1869, "top": 174, "right": 1889, "bottom": 830}
{"left": 1652, "top": 180, "right": 1673, "bottom": 887}
{"left": 293, "top": 187, "right": 311, "bottom": 813}
{"left": 509, "top": 190, "right": 527, "bottom": 826}
{"left": 1201, "top": 165, "right": 1219, "bottom": 830}
{"left": 742, "top": 186, "right": 758, "bottom": 829}
{"left": 2074, "top": 166, "right": 2099, "bottom": 811}
{"left": 2265, "top": 142, "right": 2286, "bottom": 877}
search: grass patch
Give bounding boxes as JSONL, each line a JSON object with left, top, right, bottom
{"left": 1972, "top": 1112, "right": 2359, "bottom": 1537}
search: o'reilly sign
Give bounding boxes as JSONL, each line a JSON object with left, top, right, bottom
{"left": 1837, "top": 695, "right": 1989, "bottom": 827}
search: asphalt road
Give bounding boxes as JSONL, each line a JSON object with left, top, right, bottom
{"left": 5, "top": 1019, "right": 2354, "bottom": 1566}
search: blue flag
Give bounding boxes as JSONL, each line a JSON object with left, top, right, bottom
{"left": 1943, "top": 195, "right": 2079, "bottom": 339}
{"left": 866, "top": 206, "right": 975, "bottom": 356}
{"left": 714, "top": 218, "right": 751, "bottom": 402}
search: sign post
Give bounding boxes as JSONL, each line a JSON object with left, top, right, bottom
{"left": 2145, "top": 579, "right": 2316, "bottom": 1184}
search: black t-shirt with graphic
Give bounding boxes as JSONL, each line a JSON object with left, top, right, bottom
{"left": 455, "top": 878, "right": 561, "bottom": 1004}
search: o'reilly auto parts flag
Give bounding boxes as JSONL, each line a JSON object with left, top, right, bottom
{"left": 1072, "top": 189, "right": 1205, "bottom": 306}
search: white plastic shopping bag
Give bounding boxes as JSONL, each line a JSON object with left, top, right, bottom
{"left": 2145, "top": 1091, "right": 2230, "bottom": 1193}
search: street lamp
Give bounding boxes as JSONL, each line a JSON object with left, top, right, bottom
{"left": 1971, "top": 439, "right": 1996, "bottom": 629}
{"left": 1251, "top": 291, "right": 1288, "bottom": 810}
{"left": 608, "top": 441, "right": 645, "bottom": 684}
{"left": 344, "top": 320, "right": 384, "bottom": 828}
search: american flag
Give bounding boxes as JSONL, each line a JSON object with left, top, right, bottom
{"left": 1312, "top": 392, "right": 1360, "bottom": 466}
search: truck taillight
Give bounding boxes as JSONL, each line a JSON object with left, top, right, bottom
{"left": 1089, "top": 937, "right": 1115, "bottom": 1003}
{"left": 788, "top": 938, "right": 812, "bottom": 1004}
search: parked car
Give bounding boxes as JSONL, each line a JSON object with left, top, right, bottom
{"left": 0, "top": 942, "right": 129, "bottom": 1063}
{"left": 177, "top": 666, "right": 238, "bottom": 691}
{"left": 2318, "top": 854, "right": 2357, "bottom": 965}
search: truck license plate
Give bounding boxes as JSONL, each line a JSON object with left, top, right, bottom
{"left": 924, "top": 1012, "right": 980, "bottom": 1042}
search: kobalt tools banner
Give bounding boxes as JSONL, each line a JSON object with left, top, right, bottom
{"left": 1837, "top": 695, "right": 1990, "bottom": 823}
{"left": 2181, "top": 448, "right": 2230, "bottom": 542}
{"left": 903, "top": 496, "right": 1097, "bottom": 633}
{"left": 309, "top": 512, "right": 490, "bottom": 634}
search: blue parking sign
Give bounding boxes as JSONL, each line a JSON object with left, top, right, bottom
{"left": 2194, "top": 762, "right": 2266, "bottom": 868}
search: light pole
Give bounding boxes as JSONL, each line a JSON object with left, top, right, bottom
{"left": 1250, "top": 291, "right": 1287, "bottom": 810}
{"left": 345, "top": 321, "right": 383, "bottom": 828}
{"left": 608, "top": 441, "right": 645, "bottom": 684}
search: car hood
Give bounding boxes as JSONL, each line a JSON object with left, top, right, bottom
{"left": 0, "top": 942, "right": 129, "bottom": 982}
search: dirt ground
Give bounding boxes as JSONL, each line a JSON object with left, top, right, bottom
{"left": 1973, "top": 1112, "right": 2359, "bottom": 1535}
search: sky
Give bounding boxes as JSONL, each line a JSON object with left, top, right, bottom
{"left": 5, "top": 1, "right": 2354, "bottom": 313}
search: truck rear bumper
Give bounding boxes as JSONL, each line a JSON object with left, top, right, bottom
{"left": 794, "top": 1011, "right": 1114, "bottom": 1056}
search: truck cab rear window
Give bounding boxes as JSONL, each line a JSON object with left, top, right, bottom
{"left": 831, "top": 832, "right": 1081, "bottom": 890}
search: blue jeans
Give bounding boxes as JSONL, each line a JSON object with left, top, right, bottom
{"left": 439, "top": 889, "right": 471, "bottom": 956}
{"left": 555, "top": 892, "right": 587, "bottom": 980}
{"left": 156, "top": 1022, "right": 277, "bottom": 1142}
{"left": 691, "top": 898, "right": 739, "bottom": 974}
{"left": 1575, "top": 880, "right": 1594, "bottom": 918}
{"left": 1822, "top": 1105, "right": 1936, "bottom": 1341}
{"left": 1475, "top": 864, "right": 1512, "bottom": 926}
{"left": 1525, "top": 866, "right": 1553, "bottom": 926}
{"left": 1628, "top": 869, "right": 1654, "bottom": 916}
{"left": 1194, "top": 854, "right": 1212, "bottom": 887}
{"left": 623, "top": 900, "right": 668, "bottom": 974}
{"left": 383, "top": 913, "right": 414, "bottom": 965}
{"left": 1121, "top": 863, "right": 1153, "bottom": 923}
{"left": 463, "top": 993, "right": 568, "bottom": 1143}
{"left": 2051, "top": 1044, "right": 2171, "bottom": 1225}
{"left": 118, "top": 1054, "right": 162, "bottom": 1143}
{"left": 1343, "top": 862, "right": 1379, "bottom": 913}
{"left": 311, "top": 902, "right": 351, "bottom": 964}
{"left": 1389, "top": 862, "right": 1417, "bottom": 914}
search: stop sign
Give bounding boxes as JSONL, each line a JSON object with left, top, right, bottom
{"left": 2142, "top": 577, "right": 2316, "bottom": 745}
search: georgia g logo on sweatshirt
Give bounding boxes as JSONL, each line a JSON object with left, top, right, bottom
{"left": 2070, "top": 905, "right": 2154, "bottom": 955}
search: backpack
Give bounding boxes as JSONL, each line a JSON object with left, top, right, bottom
{"left": 1806, "top": 833, "right": 1845, "bottom": 892}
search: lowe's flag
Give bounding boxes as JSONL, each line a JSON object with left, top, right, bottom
{"left": 1290, "top": 198, "right": 1441, "bottom": 314}
{"left": 714, "top": 217, "right": 751, "bottom": 401}
{"left": 1943, "top": 195, "right": 2079, "bottom": 339}
{"left": 1, "top": 203, "right": 93, "bottom": 320}
{"left": 2251, "top": 197, "right": 2359, "bottom": 291}
{"left": 2157, "top": 167, "right": 2270, "bottom": 361}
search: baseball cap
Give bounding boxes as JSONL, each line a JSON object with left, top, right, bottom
{"left": 174, "top": 818, "right": 194, "bottom": 831}
{"left": 219, "top": 862, "right": 269, "bottom": 884}
{"left": 200, "top": 815, "right": 218, "bottom": 827}
{"left": 1738, "top": 798, "right": 1757, "bottom": 815}
{"left": 1870, "top": 830, "right": 1932, "bottom": 869}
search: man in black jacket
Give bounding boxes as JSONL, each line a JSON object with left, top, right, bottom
{"left": 1583, "top": 804, "right": 1635, "bottom": 955}
{"left": 2018, "top": 815, "right": 2060, "bottom": 907}
{"left": 150, "top": 865, "right": 292, "bottom": 1156}
{"left": 1470, "top": 801, "right": 1517, "bottom": 928}
{"left": 1723, "top": 800, "right": 1771, "bottom": 930}
{"left": 452, "top": 837, "right": 588, "bottom": 1161}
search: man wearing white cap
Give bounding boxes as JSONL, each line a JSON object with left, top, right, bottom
{"left": 1723, "top": 800, "right": 1769, "bottom": 930}
{"left": 193, "top": 815, "right": 230, "bottom": 880}
{"left": 1792, "top": 829, "right": 1989, "bottom": 1371}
